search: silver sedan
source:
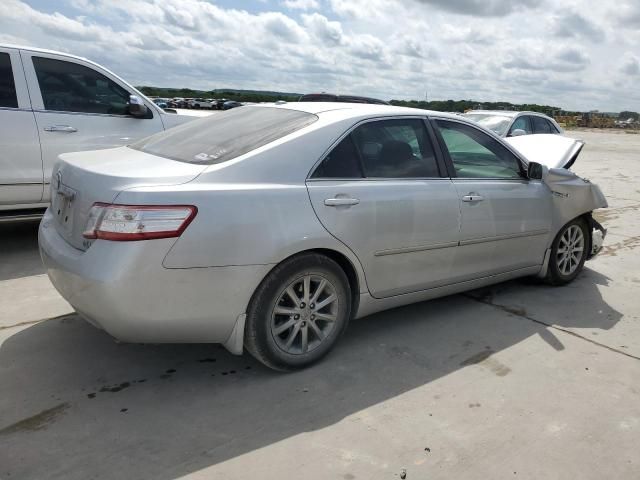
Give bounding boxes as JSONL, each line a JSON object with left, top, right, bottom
{"left": 463, "top": 110, "right": 564, "bottom": 138}
{"left": 39, "top": 103, "right": 607, "bottom": 370}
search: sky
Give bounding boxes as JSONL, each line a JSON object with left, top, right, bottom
{"left": 0, "top": 0, "right": 638, "bottom": 112}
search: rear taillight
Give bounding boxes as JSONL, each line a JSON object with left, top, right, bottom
{"left": 82, "top": 203, "right": 197, "bottom": 241}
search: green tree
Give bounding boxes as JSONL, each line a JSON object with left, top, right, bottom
{"left": 619, "top": 111, "right": 639, "bottom": 120}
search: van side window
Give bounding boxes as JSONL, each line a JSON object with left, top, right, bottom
{"left": 32, "top": 57, "right": 133, "bottom": 116}
{"left": 0, "top": 53, "right": 18, "bottom": 108}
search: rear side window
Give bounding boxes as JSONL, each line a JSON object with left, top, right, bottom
{"left": 0, "top": 53, "right": 18, "bottom": 108}
{"left": 531, "top": 116, "right": 553, "bottom": 134}
{"left": 311, "top": 136, "right": 363, "bottom": 179}
{"left": 352, "top": 119, "right": 439, "bottom": 178}
{"left": 131, "top": 106, "right": 318, "bottom": 164}
{"left": 33, "top": 56, "right": 131, "bottom": 115}
{"left": 312, "top": 118, "right": 440, "bottom": 179}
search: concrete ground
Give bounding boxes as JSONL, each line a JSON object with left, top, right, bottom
{"left": 1, "top": 130, "right": 639, "bottom": 479}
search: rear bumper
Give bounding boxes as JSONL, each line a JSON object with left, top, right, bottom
{"left": 39, "top": 210, "right": 272, "bottom": 345}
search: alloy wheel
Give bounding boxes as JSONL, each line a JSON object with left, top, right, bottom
{"left": 556, "top": 224, "right": 585, "bottom": 276}
{"left": 270, "top": 274, "right": 339, "bottom": 355}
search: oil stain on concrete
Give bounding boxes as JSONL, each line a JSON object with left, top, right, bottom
{"left": 0, "top": 402, "right": 70, "bottom": 435}
{"left": 460, "top": 349, "right": 511, "bottom": 377}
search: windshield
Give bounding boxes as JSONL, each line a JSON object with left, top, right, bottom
{"left": 463, "top": 114, "right": 512, "bottom": 136}
{"left": 130, "top": 106, "right": 318, "bottom": 164}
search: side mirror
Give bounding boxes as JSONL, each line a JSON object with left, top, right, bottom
{"left": 527, "top": 161, "right": 543, "bottom": 180}
{"left": 128, "top": 95, "right": 148, "bottom": 117}
{"left": 510, "top": 129, "right": 527, "bottom": 137}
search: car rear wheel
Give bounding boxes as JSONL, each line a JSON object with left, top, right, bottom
{"left": 545, "top": 218, "right": 589, "bottom": 286}
{"left": 244, "top": 253, "right": 351, "bottom": 371}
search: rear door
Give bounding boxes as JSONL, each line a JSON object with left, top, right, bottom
{"left": 0, "top": 46, "right": 42, "bottom": 206}
{"left": 307, "top": 117, "right": 461, "bottom": 298}
{"left": 20, "top": 50, "right": 164, "bottom": 201}
{"left": 433, "top": 118, "right": 552, "bottom": 279}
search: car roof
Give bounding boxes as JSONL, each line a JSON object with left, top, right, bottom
{"left": 0, "top": 43, "right": 91, "bottom": 62}
{"left": 299, "top": 93, "right": 390, "bottom": 105}
{"left": 255, "top": 102, "right": 461, "bottom": 121}
{"left": 466, "top": 110, "right": 552, "bottom": 119}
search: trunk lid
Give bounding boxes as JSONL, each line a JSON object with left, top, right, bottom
{"left": 50, "top": 146, "right": 207, "bottom": 250}
{"left": 505, "top": 134, "right": 584, "bottom": 169}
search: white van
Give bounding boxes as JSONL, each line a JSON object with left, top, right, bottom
{"left": 0, "top": 44, "right": 197, "bottom": 218}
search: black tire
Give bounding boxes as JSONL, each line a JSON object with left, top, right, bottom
{"left": 244, "top": 253, "right": 352, "bottom": 371}
{"left": 545, "top": 217, "right": 589, "bottom": 286}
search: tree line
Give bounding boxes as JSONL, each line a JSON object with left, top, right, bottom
{"left": 137, "top": 86, "right": 300, "bottom": 103}
{"left": 136, "top": 86, "right": 635, "bottom": 117}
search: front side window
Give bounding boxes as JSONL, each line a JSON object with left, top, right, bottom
{"left": 0, "top": 53, "right": 18, "bottom": 108}
{"left": 131, "top": 106, "right": 318, "bottom": 164}
{"left": 510, "top": 116, "right": 532, "bottom": 135}
{"left": 33, "top": 57, "right": 131, "bottom": 115}
{"left": 436, "top": 120, "right": 523, "bottom": 179}
{"left": 531, "top": 116, "right": 553, "bottom": 134}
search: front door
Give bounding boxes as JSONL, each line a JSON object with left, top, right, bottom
{"left": 20, "top": 51, "right": 164, "bottom": 201}
{"left": 433, "top": 118, "right": 552, "bottom": 279}
{"left": 307, "top": 117, "right": 461, "bottom": 298}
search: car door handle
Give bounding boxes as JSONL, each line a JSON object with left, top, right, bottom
{"left": 44, "top": 125, "right": 77, "bottom": 133}
{"left": 324, "top": 197, "right": 360, "bottom": 207}
{"left": 462, "top": 194, "right": 484, "bottom": 202}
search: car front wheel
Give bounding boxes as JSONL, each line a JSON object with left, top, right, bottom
{"left": 545, "top": 218, "right": 589, "bottom": 285}
{"left": 244, "top": 253, "right": 351, "bottom": 371}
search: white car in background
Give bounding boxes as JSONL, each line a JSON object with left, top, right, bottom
{"left": 188, "top": 98, "right": 213, "bottom": 109}
{"left": 0, "top": 44, "right": 197, "bottom": 218}
{"left": 463, "top": 110, "right": 563, "bottom": 138}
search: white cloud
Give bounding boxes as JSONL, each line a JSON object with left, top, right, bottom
{"left": 621, "top": 53, "right": 640, "bottom": 76}
{"left": 0, "top": 0, "right": 636, "bottom": 112}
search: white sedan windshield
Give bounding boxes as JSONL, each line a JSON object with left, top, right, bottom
{"left": 463, "top": 114, "right": 512, "bottom": 136}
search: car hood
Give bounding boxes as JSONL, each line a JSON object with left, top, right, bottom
{"left": 160, "top": 111, "right": 203, "bottom": 129}
{"left": 505, "top": 134, "right": 584, "bottom": 169}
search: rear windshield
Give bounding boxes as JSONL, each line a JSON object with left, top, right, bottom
{"left": 130, "top": 106, "right": 318, "bottom": 164}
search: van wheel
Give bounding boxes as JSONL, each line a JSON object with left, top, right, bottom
{"left": 545, "top": 218, "right": 589, "bottom": 286}
{"left": 244, "top": 253, "right": 351, "bottom": 371}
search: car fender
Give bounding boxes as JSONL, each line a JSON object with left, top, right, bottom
{"left": 543, "top": 166, "right": 608, "bottom": 236}
{"left": 116, "top": 185, "right": 369, "bottom": 294}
